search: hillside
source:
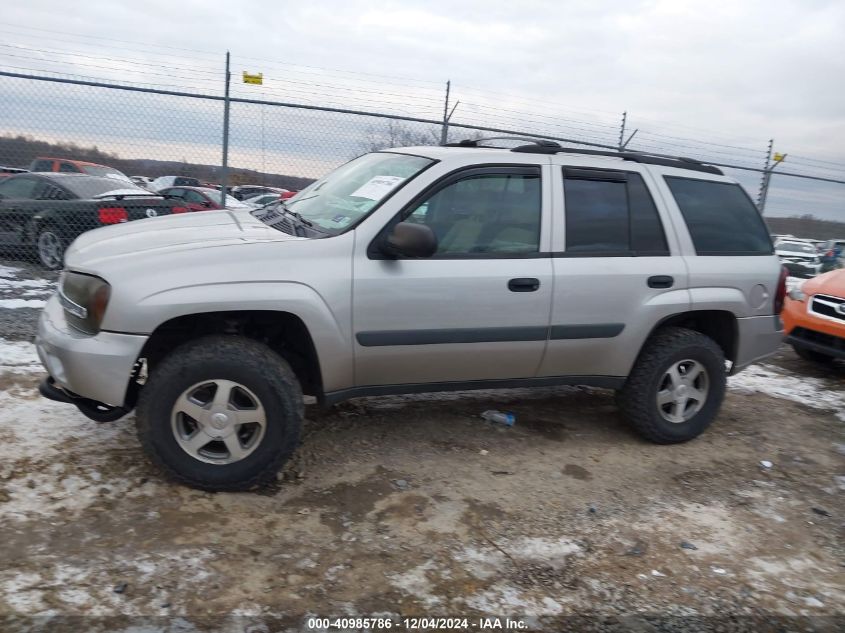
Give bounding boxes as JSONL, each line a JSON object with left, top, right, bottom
{"left": 0, "top": 135, "right": 315, "bottom": 191}
{"left": 765, "top": 215, "right": 845, "bottom": 240}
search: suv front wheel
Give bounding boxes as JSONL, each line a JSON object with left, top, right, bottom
{"left": 618, "top": 327, "right": 727, "bottom": 444}
{"left": 136, "top": 336, "right": 303, "bottom": 491}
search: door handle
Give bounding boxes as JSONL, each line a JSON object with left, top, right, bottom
{"left": 508, "top": 277, "right": 540, "bottom": 292}
{"left": 648, "top": 275, "right": 674, "bottom": 289}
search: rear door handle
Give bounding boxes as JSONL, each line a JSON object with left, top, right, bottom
{"left": 648, "top": 275, "right": 674, "bottom": 289}
{"left": 508, "top": 277, "right": 540, "bottom": 292}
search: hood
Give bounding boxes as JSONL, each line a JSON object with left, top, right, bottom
{"left": 804, "top": 268, "right": 845, "bottom": 297}
{"left": 65, "top": 210, "right": 302, "bottom": 269}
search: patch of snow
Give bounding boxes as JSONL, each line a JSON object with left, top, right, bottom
{"left": 729, "top": 363, "right": 845, "bottom": 421}
{"left": 0, "top": 338, "right": 40, "bottom": 370}
{"left": 387, "top": 561, "right": 442, "bottom": 608}
{"left": 0, "top": 298, "right": 45, "bottom": 309}
{"left": 465, "top": 584, "right": 564, "bottom": 615}
{"left": 0, "top": 550, "right": 215, "bottom": 616}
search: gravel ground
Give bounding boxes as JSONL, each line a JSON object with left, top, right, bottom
{"left": 0, "top": 263, "right": 843, "bottom": 632}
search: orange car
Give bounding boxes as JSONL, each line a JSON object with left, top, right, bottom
{"left": 782, "top": 269, "right": 845, "bottom": 363}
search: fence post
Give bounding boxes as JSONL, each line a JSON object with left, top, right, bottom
{"left": 757, "top": 138, "right": 774, "bottom": 213}
{"left": 618, "top": 111, "right": 627, "bottom": 151}
{"left": 440, "top": 80, "right": 451, "bottom": 145}
{"left": 219, "top": 51, "right": 231, "bottom": 206}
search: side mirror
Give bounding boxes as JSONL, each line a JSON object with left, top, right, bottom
{"left": 380, "top": 222, "right": 438, "bottom": 259}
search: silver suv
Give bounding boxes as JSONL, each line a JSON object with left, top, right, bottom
{"left": 35, "top": 140, "right": 786, "bottom": 490}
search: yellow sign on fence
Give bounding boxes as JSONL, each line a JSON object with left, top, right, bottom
{"left": 242, "top": 72, "right": 263, "bottom": 85}
{"left": 773, "top": 152, "right": 785, "bottom": 162}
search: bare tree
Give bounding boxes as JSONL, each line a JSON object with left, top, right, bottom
{"left": 359, "top": 120, "right": 440, "bottom": 153}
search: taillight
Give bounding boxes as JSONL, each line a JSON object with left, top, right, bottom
{"left": 826, "top": 250, "right": 834, "bottom": 257}
{"left": 98, "top": 207, "right": 128, "bottom": 224}
{"left": 172, "top": 206, "right": 188, "bottom": 214}
{"left": 774, "top": 265, "right": 788, "bottom": 314}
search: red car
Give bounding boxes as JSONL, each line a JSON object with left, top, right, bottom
{"left": 159, "top": 186, "right": 253, "bottom": 212}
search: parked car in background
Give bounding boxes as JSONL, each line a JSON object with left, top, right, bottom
{"left": 0, "top": 166, "right": 28, "bottom": 179}
{"left": 159, "top": 186, "right": 253, "bottom": 212}
{"left": 783, "top": 269, "right": 845, "bottom": 364}
{"left": 242, "top": 193, "right": 282, "bottom": 208}
{"left": 29, "top": 157, "right": 131, "bottom": 183}
{"left": 820, "top": 239, "right": 845, "bottom": 273}
{"left": 36, "top": 140, "right": 783, "bottom": 490}
{"left": 130, "top": 176, "right": 154, "bottom": 189}
{"left": 0, "top": 173, "right": 188, "bottom": 269}
{"left": 150, "top": 176, "right": 202, "bottom": 191}
{"left": 775, "top": 240, "right": 821, "bottom": 278}
{"left": 230, "top": 185, "right": 289, "bottom": 200}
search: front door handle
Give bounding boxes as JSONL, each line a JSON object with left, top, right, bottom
{"left": 508, "top": 277, "right": 540, "bottom": 292}
{"left": 648, "top": 275, "right": 674, "bottom": 289}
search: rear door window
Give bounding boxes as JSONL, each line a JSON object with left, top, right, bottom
{"left": 664, "top": 177, "right": 773, "bottom": 255}
{"left": 563, "top": 168, "right": 668, "bottom": 255}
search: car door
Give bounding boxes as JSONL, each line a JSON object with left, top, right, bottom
{"left": 537, "top": 162, "right": 689, "bottom": 379}
{"left": 183, "top": 189, "right": 214, "bottom": 211}
{"left": 0, "top": 176, "right": 44, "bottom": 247}
{"left": 352, "top": 164, "right": 554, "bottom": 387}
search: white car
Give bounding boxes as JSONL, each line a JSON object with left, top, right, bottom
{"left": 775, "top": 240, "right": 822, "bottom": 278}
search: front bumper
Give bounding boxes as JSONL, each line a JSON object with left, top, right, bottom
{"left": 787, "top": 327, "right": 845, "bottom": 360}
{"left": 35, "top": 294, "right": 148, "bottom": 406}
{"left": 731, "top": 314, "right": 784, "bottom": 374}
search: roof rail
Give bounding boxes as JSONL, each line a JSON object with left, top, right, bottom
{"left": 444, "top": 137, "right": 723, "bottom": 175}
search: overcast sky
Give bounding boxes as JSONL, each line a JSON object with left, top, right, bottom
{"left": 2, "top": 0, "right": 844, "bottom": 218}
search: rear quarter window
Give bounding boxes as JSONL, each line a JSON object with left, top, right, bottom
{"left": 664, "top": 177, "right": 773, "bottom": 255}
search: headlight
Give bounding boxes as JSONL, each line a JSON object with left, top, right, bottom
{"left": 787, "top": 282, "right": 806, "bottom": 302}
{"left": 59, "top": 272, "right": 111, "bottom": 334}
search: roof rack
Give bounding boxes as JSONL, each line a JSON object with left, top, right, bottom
{"left": 444, "top": 137, "right": 723, "bottom": 175}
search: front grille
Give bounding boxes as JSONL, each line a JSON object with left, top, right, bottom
{"left": 810, "top": 294, "right": 845, "bottom": 322}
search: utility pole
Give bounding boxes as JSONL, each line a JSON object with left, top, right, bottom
{"left": 219, "top": 51, "right": 231, "bottom": 206}
{"left": 618, "top": 111, "right": 627, "bottom": 151}
{"left": 440, "top": 80, "right": 451, "bottom": 145}
{"left": 440, "top": 80, "right": 460, "bottom": 145}
{"left": 757, "top": 139, "right": 786, "bottom": 214}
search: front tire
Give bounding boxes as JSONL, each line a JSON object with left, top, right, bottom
{"left": 136, "top": 336, "right": 303, "bottom": 491}
{"left": 36, "top": 225, "right": 66, "bottom": 270}
{"left": 618, "top": 327, "right": 727, "bottom": 444}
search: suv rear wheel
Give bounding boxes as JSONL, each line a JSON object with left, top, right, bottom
{"left": 618, "top": 327, "right": 727, "bottom": 444}
{"left": 136, "top": 336, "right": 303, "bottom": 491}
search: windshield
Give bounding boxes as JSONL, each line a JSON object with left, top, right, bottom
{"left": 279, "top": 152, "right": 434, "bottom": 233}
{"left": 779, "top": 242, "right": 816, "bottom": 254}
{"left": 81, "top": 165, "right": 129, "bottom": 180}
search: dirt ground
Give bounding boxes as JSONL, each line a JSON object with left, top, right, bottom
{"left": 0, "top": 263, "right": 843, "bottom": 632}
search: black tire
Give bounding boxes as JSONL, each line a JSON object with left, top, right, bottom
{"left": 618, "top": 327, "right": 726, "bottom": 444}
{"left": 35, "top": 225, "right": 66, "bottom": 270}
{"left": 136, "top": 336, "right": 303, "bottom": 491}
{"left": 792, "top": 344, "right": 834, "bottom": 364}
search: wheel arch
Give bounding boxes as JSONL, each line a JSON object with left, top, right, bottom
{"left": 136, "top": 310, "right": 325, "bottom": 402}
{"left": 644, "top": 309, "right": 738, "bottom": 365}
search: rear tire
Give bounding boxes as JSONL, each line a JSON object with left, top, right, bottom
{"left": 792, "top": 344, "right": 834, "bottom": 364}
{"left": 136, "top": 336, "right": 303, "bottom": 491}
{"left": 618, "top": 327, "right": 726, "bottom": 444}
{"left": 36, "top": 225, "right": 66, "bottom": 270}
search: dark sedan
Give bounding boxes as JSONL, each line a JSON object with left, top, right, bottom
{"left": 0, "top": 173, "right": 189, "bottom": 269}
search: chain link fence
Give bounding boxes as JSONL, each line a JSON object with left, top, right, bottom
{"left": 0, "top": 70, "right": 843, "bottom": 271}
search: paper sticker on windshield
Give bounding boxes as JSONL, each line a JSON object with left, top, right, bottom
{"left": 350, "top": 175, "right": 405, "bottom": 201}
